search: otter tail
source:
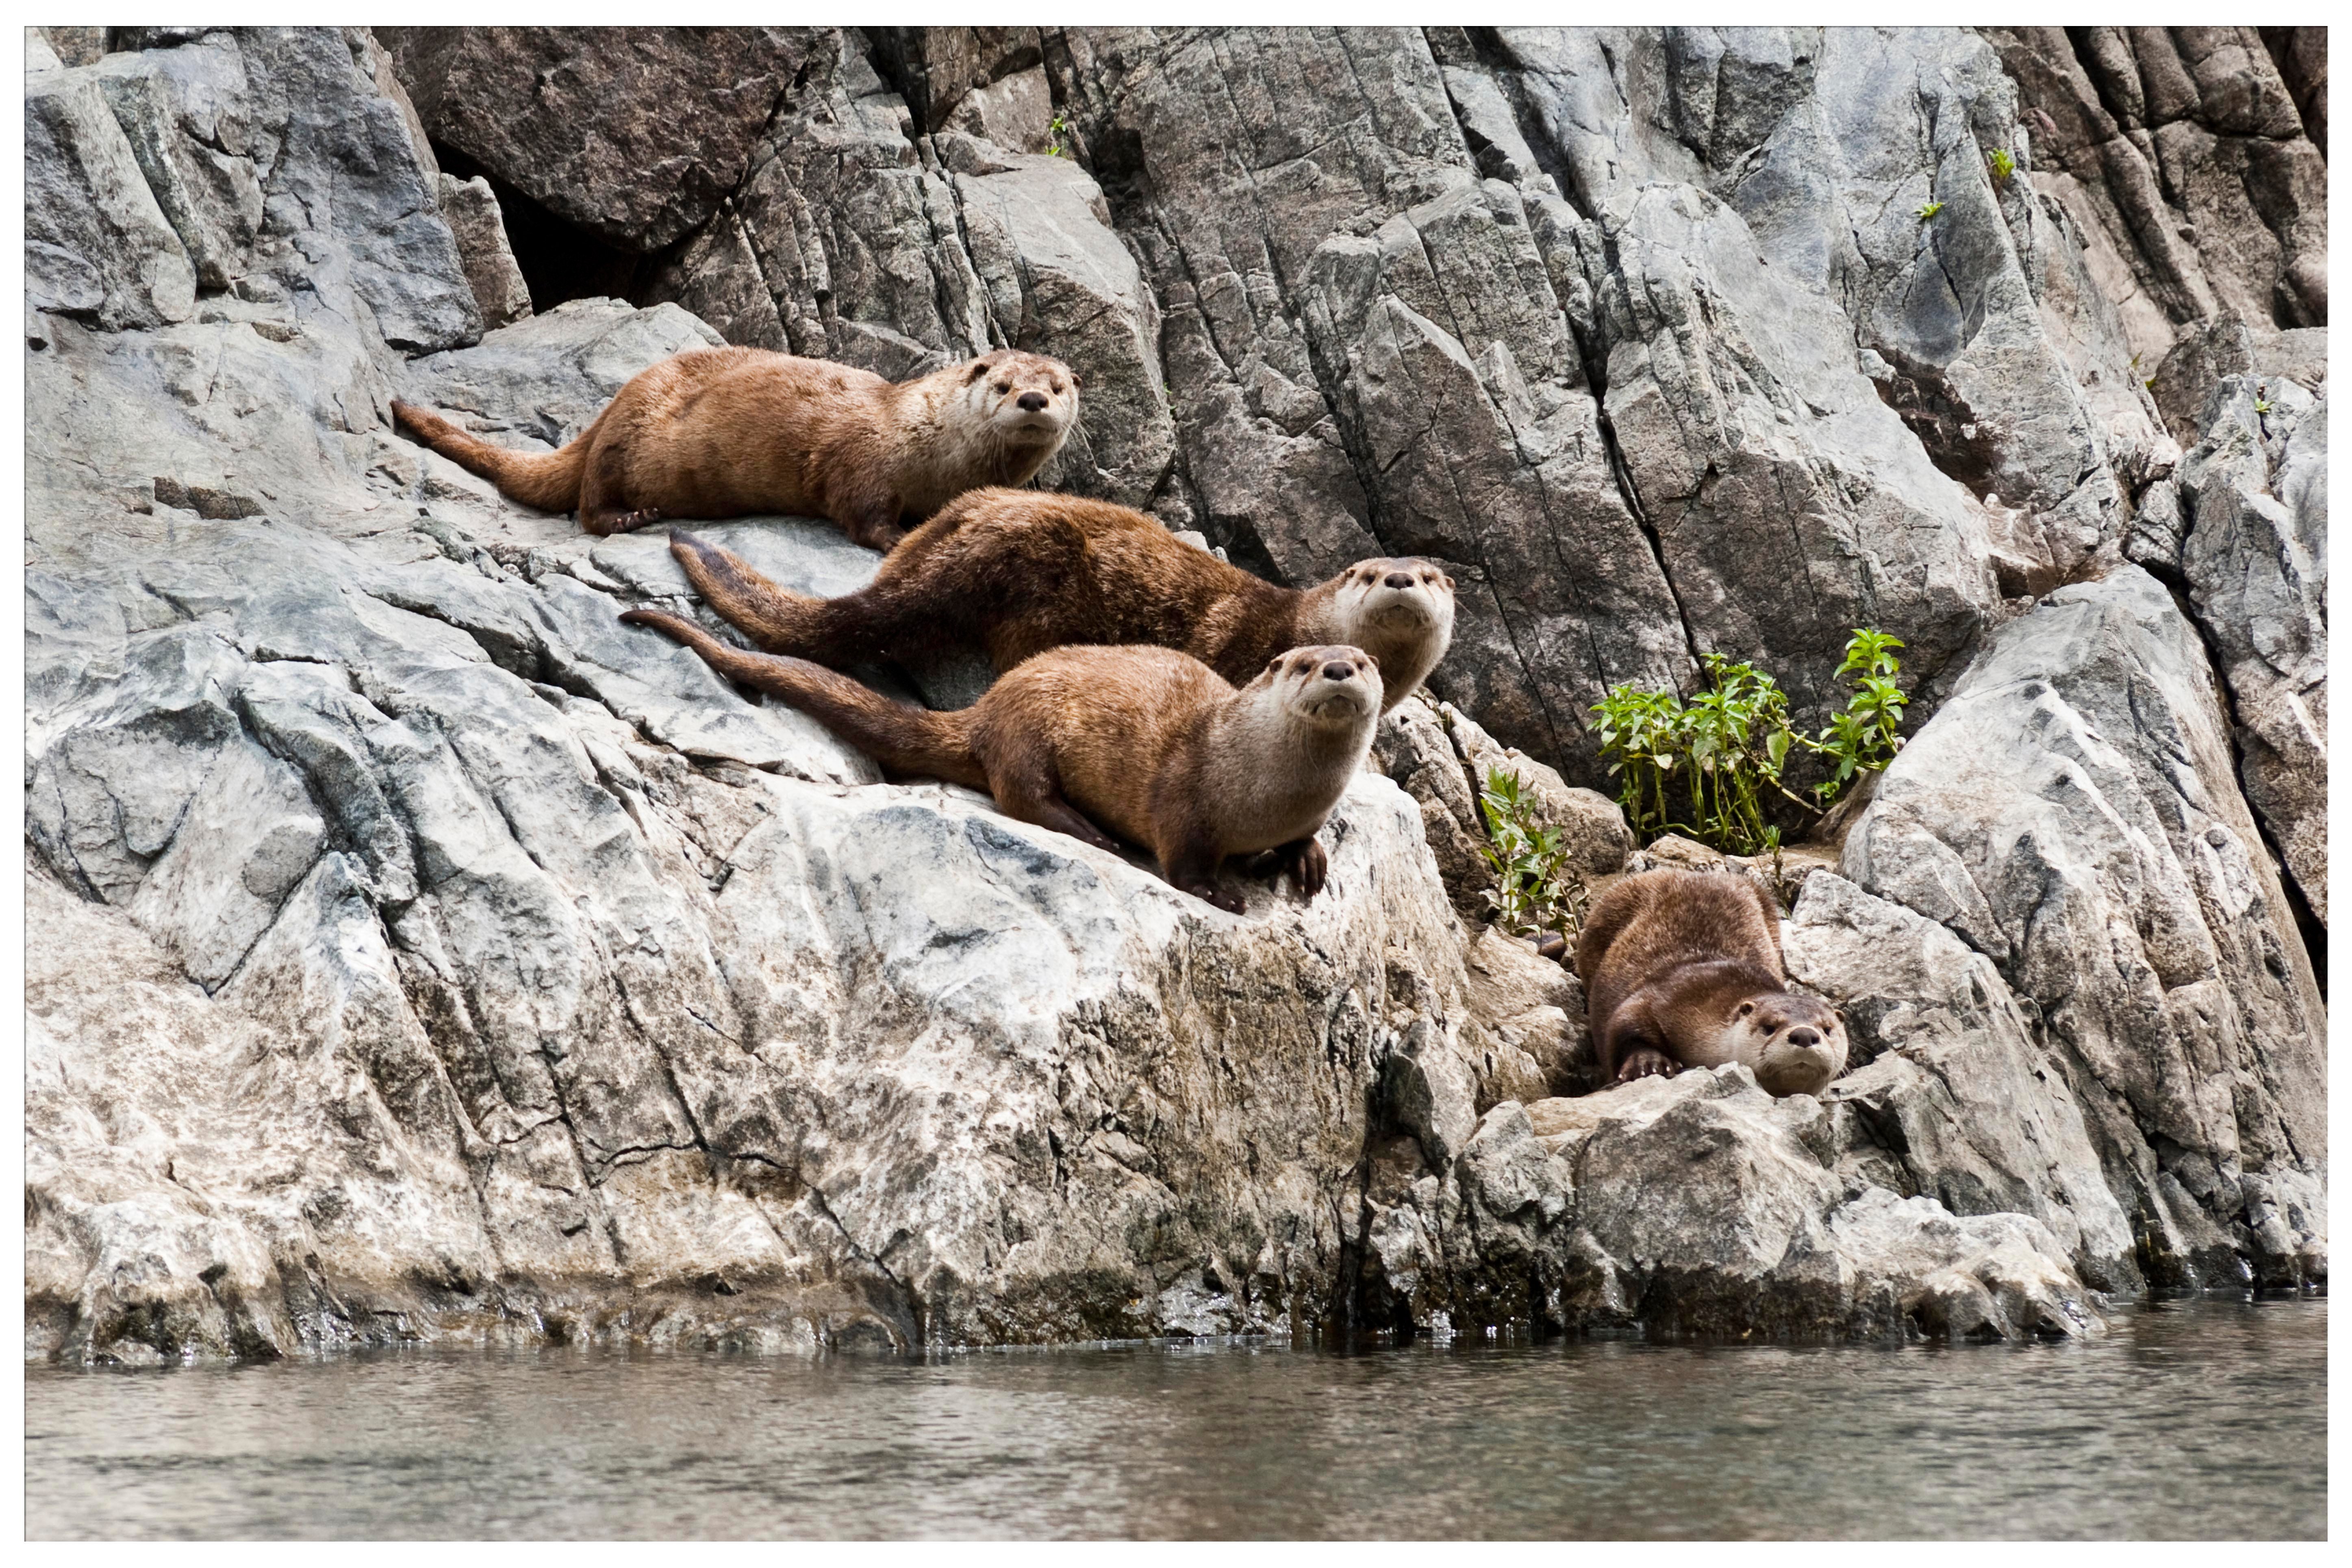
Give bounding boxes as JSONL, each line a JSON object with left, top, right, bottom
{"left": 391, "top": 399, "right": 587, "bottom": 512}
{"left": 619, "top": 609, "right": 986, "bottom": 789}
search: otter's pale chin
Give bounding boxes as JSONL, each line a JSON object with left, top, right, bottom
{"left": 1298, "top": 692, "right": 1370, "bottom": 725}
{"left": 1756, "top": 1050, "right": 1838, "bottom": 1097}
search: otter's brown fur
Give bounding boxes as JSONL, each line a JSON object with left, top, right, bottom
{"left": 658, "top": 489, "right": 1457, "bottom": 711}
{"left": 390, "top": 347, "right": 1077, "bottom": 547}
{"left": 620, "top": 610, "right": 1382, "bottom": 911}
{"left": 1577, "top": 869, "right": 1848, "bottom": 1096}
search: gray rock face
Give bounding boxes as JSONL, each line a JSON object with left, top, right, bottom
{"left": 27, "top": 28, "right": 478, "bottom": 354}
{"left": 2167, "top": 380, "right": 2328, "bottom": 927}
{"left": 1844, "top": 568, "right": 2326, "bottom": 1288}
{"left": 26, "top": 52, "right": 198, "bottom": 328}
{"left": 1985, "top": 28, "right": 2328, "bottom": 363}
{"left": 377, "top": 27, "right": 815, "bottom": 254}
{"left": 435, "top": 174, "right": 532, "bottom": 330}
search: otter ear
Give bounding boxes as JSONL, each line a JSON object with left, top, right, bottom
{"left": 1267, "top": 657, "right": 1284, "bottom": 673}
{"left": 1737, "top": 1000, "right": 1755, "bottom": 1017}
{"left": 1363, "top": 652, "right": 1381, "bottom": 672}
{"left": 1069, "top": 371, "right": 1085, "bottom": 391}
{"left": 1442, "top": 573, "right": 1456, "bottom": 591}
{"left": 965, "top": 358, "right": 994, "bottom": 383}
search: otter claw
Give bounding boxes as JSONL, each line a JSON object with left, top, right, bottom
{"left": 1614, "top": 1047, "right": 1678, "bottom": 1084}
{"left": 1188, "top": 882, "right": 1247, "bottom": 915}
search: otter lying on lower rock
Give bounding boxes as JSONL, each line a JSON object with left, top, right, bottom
{"left": 656, "top": 489, "right": 1456, "bottom": 710}
{"left": 1577, "top": 869, "right": 1848, "bottom": 1095}
{"left": 391, "top": 347, "right": 1076, "bottom": 545}
{"left": 622, "top": 608, "right": 1382, "bottom": 912}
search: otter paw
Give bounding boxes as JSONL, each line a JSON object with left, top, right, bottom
{"left": 1186, "top": 882, "right": 1247, "bottom": 915}
{"left": 607, "top": 508, "right": 664, "bottom": 534}
{"left": 1614, "top": 1047, "right": 1679, "bottom": 1084}
{"left": 1283, "top": 839, "right": 1329, "bottom": 899}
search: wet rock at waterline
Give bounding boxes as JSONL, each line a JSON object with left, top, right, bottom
{"left": 24, "top": 24, "right": 2325, "bottom": 1358}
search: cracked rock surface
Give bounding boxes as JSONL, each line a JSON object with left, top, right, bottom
{"left": 25, "top": 25, "right": 2323, "bottom": 1359}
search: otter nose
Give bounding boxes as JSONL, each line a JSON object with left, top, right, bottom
{"left": 1383, "top": 571, "right": 1413, "bottom": 589}
{"left": 1016, "top": 391, "right": 1049, "bottom": 412}
{"left": 1787, "top": 1027, "right": 1821, "bottom": 1049}
{"left": 1321, "top": 661, "right": 1356, "bottom": 682}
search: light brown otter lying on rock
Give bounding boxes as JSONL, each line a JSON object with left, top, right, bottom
{"left": 657, "top": 489, "right": 1456, "bottom": 711}
{"left": 1577, "top": 869, "right": 1848, "bottom": 1096}
{"left": 391, "top": 347, "right": 1077, "bottom": 546}
{"left": 620, "top": 608, "right": 1382, "bottom": 912}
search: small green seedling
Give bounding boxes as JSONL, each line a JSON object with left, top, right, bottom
{"left": 1915, "top": 199, "right": 1946, "bottom": 221}
{"left": 2254, "top": 382, "right": 2273, "bottom": 415}
{"left": 1045, "top": 111, "right": 1071, "bottom": 157}
{"left": 1987, "top": 148, "right": 2016, "bottom": 183}
{"left": 1476, "top": 767, "right": 1591, "bottom": 942}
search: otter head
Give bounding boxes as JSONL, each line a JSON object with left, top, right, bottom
{"left": 959, "top": 349, "right": 1079, "bottom": 451}
{"left": 1257, "top": 644, "right": 1385, "bottom": 735}
{"left": 1321, "top": 559, "right": 1456, "bottom": 696}
{"left": 1726, "top": 992, "right": 1849, "bottom": 1097}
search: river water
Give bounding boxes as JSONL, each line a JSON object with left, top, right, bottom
{"left": 25, "top": 1296, "right": 2323, "bottom": 1539}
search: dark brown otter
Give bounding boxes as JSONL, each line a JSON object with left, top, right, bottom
{"left": 620, "top": 608, "right": 1383, "bottom": 912}
{"left": 1577, "top": 869, "right": 1848, "bottom": 1096}
{"left": 655, "top": 488, "right": 1455, "bottom": 711}
{"left": 391, "top": 347, "right": 1076, "bottom": 546}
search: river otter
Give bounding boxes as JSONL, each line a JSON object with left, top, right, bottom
{"left": 390, "top": 347, "right": 1077, "bottom": 546}
{"left": 621, "top": 609, "right": 1382, "bottom": 912}
{"left": 656, "top": 489, "right": 1456, "bottom": 710}
{"left": 1577, "top": 869, "right": 1848, "bottom": 1096}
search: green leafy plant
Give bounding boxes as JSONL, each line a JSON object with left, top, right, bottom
{"left": 1987, "top": 148, "right": 2016, "bottom": 183}
{"left": 1811, "top": 629, "right": 1907, "bottom": 802}
{"left": 1592, "top": 629, "right": 1909, "bottom": 854}
{"left": 1045, "top": 111, "right": 1072, "bottom": 157}
{"left": 2254, "top": 382, "right": 2273, "bottom": 415}
{"left": 1475, "top": 767, "right": 1591, "bottom": 941}
{"left": 1915, "top": 199, "right": 1946, "bottom": 221}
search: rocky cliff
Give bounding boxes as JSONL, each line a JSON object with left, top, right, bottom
{"left": 24, "top": 25, "right": 2325, "bottom": 1362}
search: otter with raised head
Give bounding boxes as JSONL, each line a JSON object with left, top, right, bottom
{"left": 656, "top": 489, "right": 1456, "bottom": 710}
{"left": 1577, "top": 869, "right": 1848, "bottom": 1096}
{"left": 390, "top": 347, "right": 1077, "bottom": 546}
{"left": 621, "top": 608, "right": 1382, "bottom": 912}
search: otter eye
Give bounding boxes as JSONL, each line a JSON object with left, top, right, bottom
{"left": 994, "top": 381, "right": 1012, "bottom": 394}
